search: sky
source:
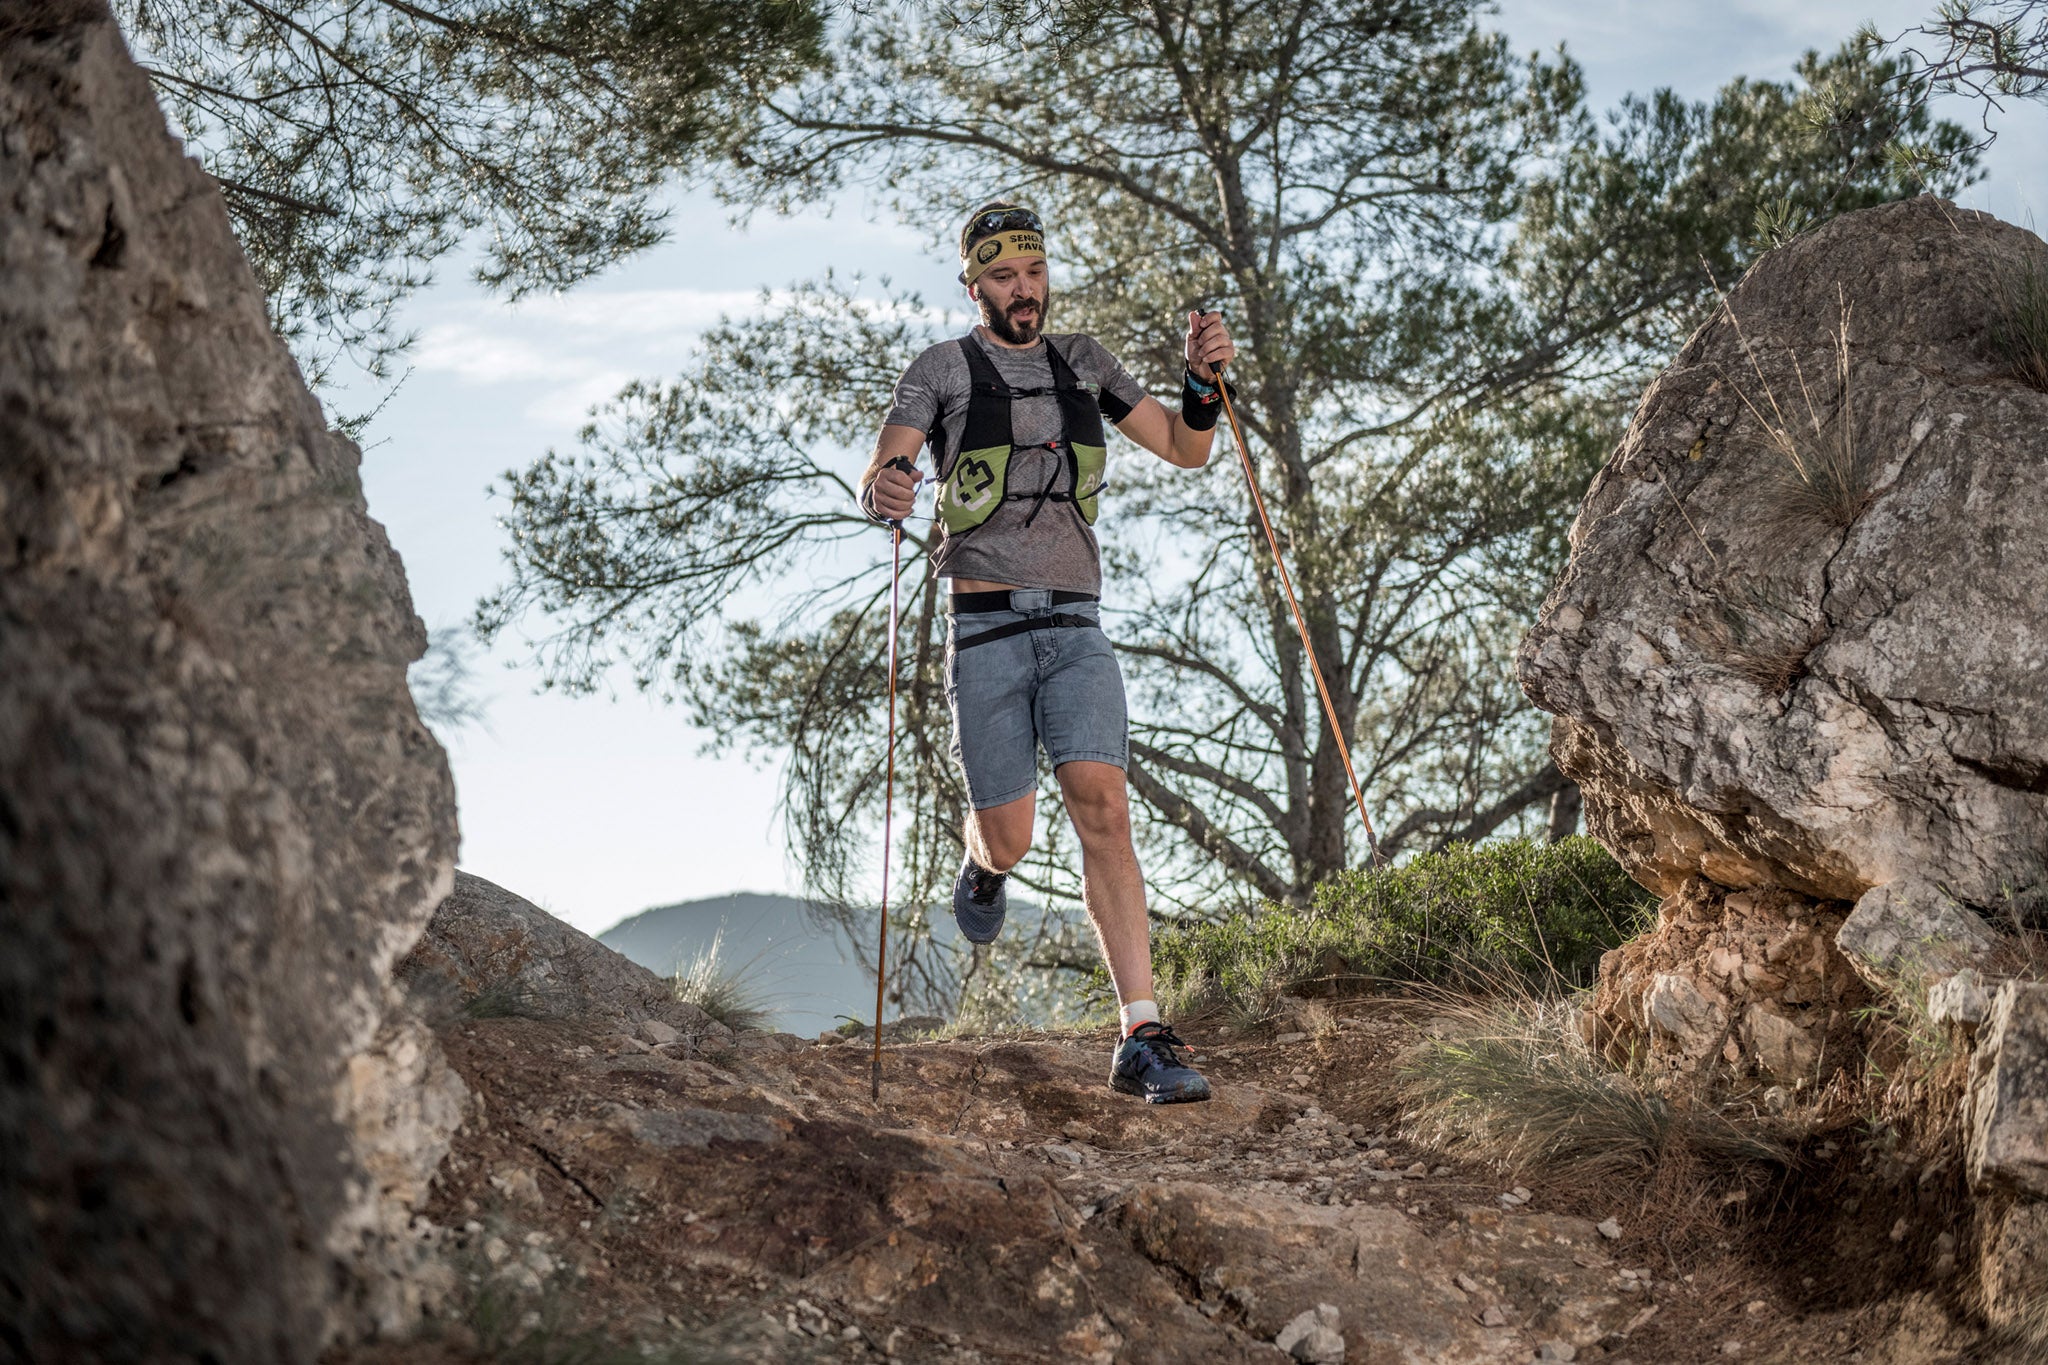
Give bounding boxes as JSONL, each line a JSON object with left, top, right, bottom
{"left": 332, "top": 0, "right": 2045, "bottom": 940}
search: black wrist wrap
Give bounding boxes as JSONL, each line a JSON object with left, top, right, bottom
{"left": 1180, "top": 374, "right": 1226, "bottom": 432}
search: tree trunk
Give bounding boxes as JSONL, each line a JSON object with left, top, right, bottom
{"left": 1545, "top": 781, "right": 1583, "bottom": 842}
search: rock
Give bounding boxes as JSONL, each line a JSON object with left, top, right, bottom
{"left": 1537, "top": 1343, "right": 1578, "bottom": 1363}
{"left": 1967, "top": 982, "right": 2048, "bottom": 1197}
{"left": 1643, "top": 972, "right": 1728, "bottom": 1060}
{"left": 1583, "top": 881, "right": 1868, "bottom": 1078}
{"left": 0, "top": 8, "right": 461, "bottom": 1360}
{"left": 1597, "top": 1219, "right": 1623, "bottom": 1241}
{"left": 640, "top": 1018, "right": 682, "bottom": 1047}
{"left": 1519, "top": 196, "right": 2048, "bottom": 1050}
{"left": 1113, "top": 1186, "right": 1634, "bottom": 1359}
{"left": 1979, "top": 1200, "right": 2048, "bottom": 1338}
{"left": 1929, "top": 969, "right": 1994, "bottom": 1030}
{"left": 396, "top": 872, "right": 730, "bottom": 1045}
{"left": 1275, "top": 1031, "right": 1311, "bottom": 1046}
{"left": 595, "top": 1102, "right": 785, "bottom": 1150}
{"left": 1274, "top": 1303, "right": 1345, "bottom": 1363}
{"left": 488, "top": 1167, "right": 543, "bottom": 1210}
{"left": 1836, "top": 880, "right": 1998, "bottom": 987}
{"left": 337, "top": 1011, "right": 472, "bottom": 1330}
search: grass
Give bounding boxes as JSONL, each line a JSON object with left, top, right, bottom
{"left": 1683, "top": 577, "right": 1827, "bottom": 693}
{"left": 1145, "top": 837, "right": 1656, "bottom": 1027}
{"left": 1992, "top": 257, "right": 2048, "bottom": 393}
{"left": 1399, "top": 990, "right": 1794, "bottom": 1181}
{"left": 673, "top": 928, "right": 773, "bottom": 1033}
{"left": 1716, "top": 283, "right": 1881, "bottom": 532}
{"left": 1396, "top": 987, "right": 1797, "bottom": 1254}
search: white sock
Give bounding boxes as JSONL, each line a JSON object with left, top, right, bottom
{"left": 1119, "top": 999, "right": 1161, "bottom": 1035}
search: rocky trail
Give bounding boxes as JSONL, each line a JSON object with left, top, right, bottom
{"left": 331, "top": 993, "right": 1987, "bottom": 1365}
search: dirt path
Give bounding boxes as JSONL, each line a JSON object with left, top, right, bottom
{"left": 331, "top": 1002, "right": 2001, "bottom": 1363}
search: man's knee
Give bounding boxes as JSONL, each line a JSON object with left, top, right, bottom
{"left": 1061, "top": 764, "right": 1132, "bottom": 843}
{"left": 970, "top": 800, "right": 1034, "bottom": 871}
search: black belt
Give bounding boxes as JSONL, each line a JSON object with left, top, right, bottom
{"left": 951, "top": 612, "right": 1099, "bottom": 651}
{"left": 947, "top": 589, "right": 1097, "bottom": 614}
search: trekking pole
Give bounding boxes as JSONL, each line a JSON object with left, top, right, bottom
{"left": 870, "top": 456, "right": 916, "bottom": 1101}
{"left": 1213, "top": 360, "right": 1385, "bottom": 866}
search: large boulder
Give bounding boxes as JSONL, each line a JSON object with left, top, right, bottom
{"left": 1518, "top": 197, "right": 2048, "bottom": 1067}
{"left": 398, "top": 872, "right": 733, "bottom": 1045}
{"left": 0, "top": 4, "right": 458, "bottom": 1360}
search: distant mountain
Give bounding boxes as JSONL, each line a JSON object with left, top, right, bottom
{"left": 599, "top": 892, "right": 872, "bottom": 1038}
{"left": 599, "top": 890, "right": 1055, "bottom": 1037}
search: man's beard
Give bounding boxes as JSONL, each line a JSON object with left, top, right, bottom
{"left": 980, "top": 287, "right": 1051, "bottom": 345}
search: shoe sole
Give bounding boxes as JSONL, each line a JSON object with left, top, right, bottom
{"left": 952, "top": 912, "right": 1003, "bottom": 945}
{"left": 1110, "top": 1075, "right": 1212, "bottom": 1105}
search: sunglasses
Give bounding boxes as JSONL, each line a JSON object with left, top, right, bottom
{"left": 961, "top": 207, "right": 1043, "bottom": 252}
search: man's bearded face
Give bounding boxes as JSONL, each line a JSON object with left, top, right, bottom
{"left": 975, "top": 266, "right": 1050, "bottom": 345}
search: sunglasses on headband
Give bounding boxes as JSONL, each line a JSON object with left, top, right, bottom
{"left": 960, "top": 207, "right": 1043, "bottom": 252}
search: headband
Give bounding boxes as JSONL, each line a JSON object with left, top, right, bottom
{"left": 961, "top": 229, "right": 1046, "bottom": 286}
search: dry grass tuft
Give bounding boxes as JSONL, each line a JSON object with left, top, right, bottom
{"left": 673, "top": 928, "right": 773, "bottom": 1032}
{"left": 1682, "top": 578, "right": 1826, "bottom": 693}
{"left": 1398, "top": 989, "right": 1794, "bottom": 1248}
{"left": 1717, "top": 284, "right": 1881, "bottom": 531}
{"left": 1993, "top": 258, "right": 2048, "bottom": 394}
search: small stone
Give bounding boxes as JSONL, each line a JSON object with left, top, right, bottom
{"left": 1537, "top": 1343, "right": 1577, "bottom": 1363}
{"left": 1597, "top": 1218, "right": 1623, "bottom": 1240}
{"left": 482, "top": 1236, "right": 509, "bottom": 1267}
{"left": 1889, "top": 1218, "right": 1909, "bottom": 1243}
{"left": 1480, "top": 1306, "right": 1510, "bottom": 1327}
{"left": 639, "top": 1018, "right": 681, "bottom": 1046}
{"left": 1275, "top": 1031, "right": 1310, "bottom": 1045}
{"left": 1720, "top": 1342, "right": 1741, "bottom": 1356}
{"left": 1454, "top": 1273, "right": 1482, "bottom": 1294}
{"left": 1291, "top": 1072, "right": 1313, "bottom": 1088}
{"left": 1511, "top": 1186, "right": 1532, "bottom": 1202}
{"left": 1745, "top": 1299, "right": 1766, "bottom": 1314}
{"left": 1405, "top": 1162, "right": 1428, "bottom": 1178}
{"left": 1274, "top": 1303, "right": 1344, "bottom": 1364}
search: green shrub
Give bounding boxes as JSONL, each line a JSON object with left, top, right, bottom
{"left": 1147, "top": 837, "right": 1656, "bottom": 1022}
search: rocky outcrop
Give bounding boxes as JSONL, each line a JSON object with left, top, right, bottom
{"left": 1584, "top": 880, "right": 1871, "bottom": 1080}
{"left": 0, "top": 4, "right": 457, "bottom": 1360}
{"left": 1518, "top": 197, "right": 2048, "bottom": 1071}
{"left": 397, "top": 871, "right": 731, "bottom": 1045}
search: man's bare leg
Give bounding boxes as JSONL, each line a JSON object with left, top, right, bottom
{"left": 965, "top": 793, "right": 1035, "bottom": 874}
{"left": 1053, "top": 760, "right": 1153, "bottom": 1008}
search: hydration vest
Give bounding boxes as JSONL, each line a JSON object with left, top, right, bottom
{"left": 932, "top": 336, "right": 1109, "bottom": 537}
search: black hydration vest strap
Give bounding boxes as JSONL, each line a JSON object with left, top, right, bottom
{"left": 949, "top": 336, "right": 1101, "bottom": 481}
{"left": 952, "top": 612, "right": 1097, "bottom": 652}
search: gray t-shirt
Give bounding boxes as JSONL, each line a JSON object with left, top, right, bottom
{"left": 885, "top": 331, "right": 1148, "bottom": 595}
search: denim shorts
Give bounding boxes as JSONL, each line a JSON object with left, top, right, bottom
{"left": 944, "top": 590, "right": 1129, "bottom": 810}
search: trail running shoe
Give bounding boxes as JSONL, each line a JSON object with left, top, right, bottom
{"left": 1110, "top": 1022, "right": 1212, "bottom": 1104}
{"left": 952, "top": 855, "right": 1008, "bottom": 943}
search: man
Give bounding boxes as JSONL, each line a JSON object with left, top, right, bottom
{"left": 856, "top": 201, "right": 1234, "bottom": 1104}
